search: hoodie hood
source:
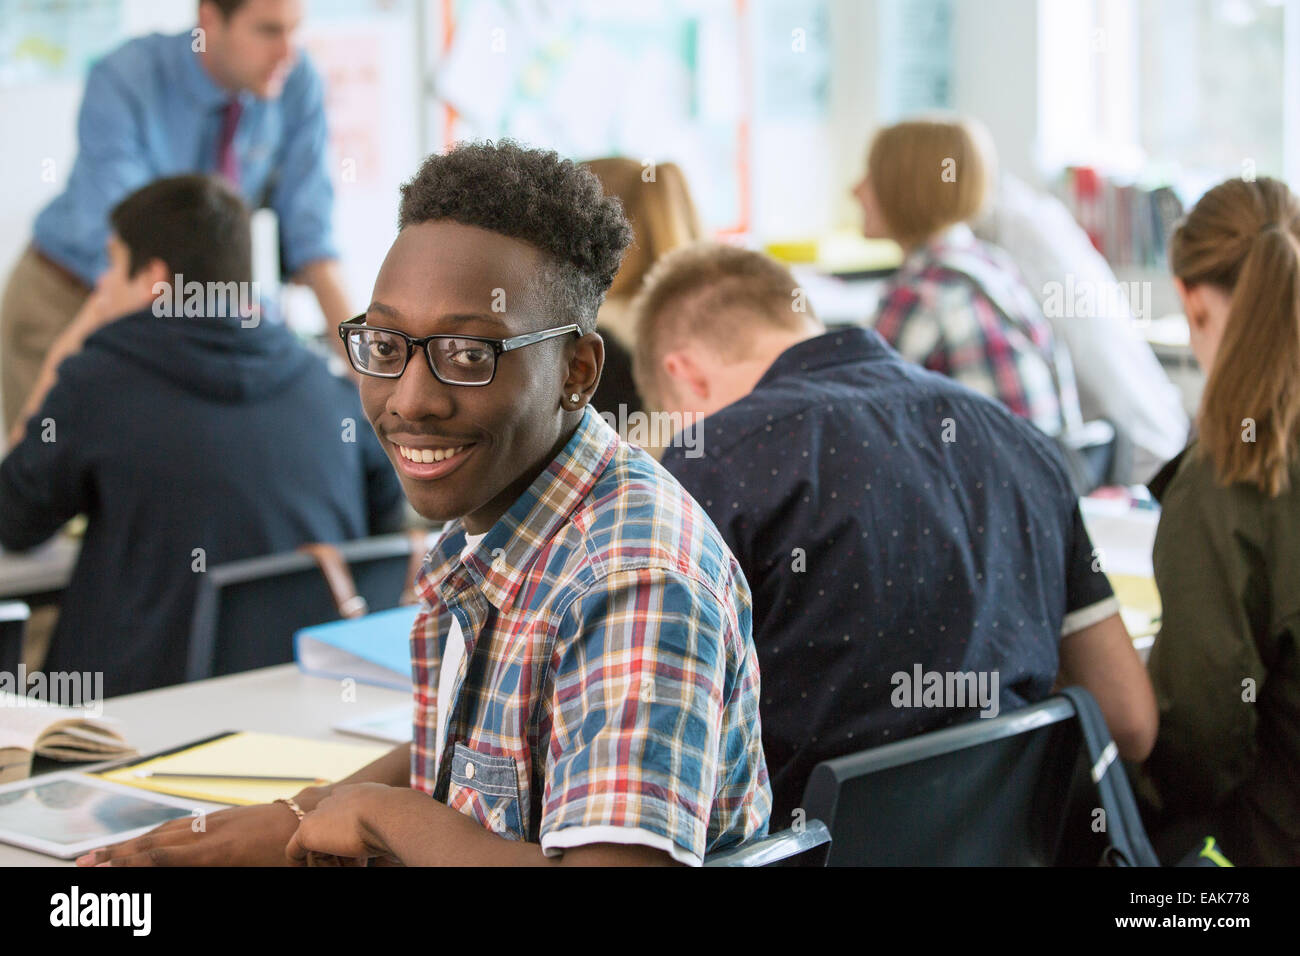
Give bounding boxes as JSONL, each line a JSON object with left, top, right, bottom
{"left": 85, "top": 308, "right": 318, "bottom": 402}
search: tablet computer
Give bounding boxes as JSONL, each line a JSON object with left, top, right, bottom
{"left": 0, "top": 772, "right": 215, "bottom": 859}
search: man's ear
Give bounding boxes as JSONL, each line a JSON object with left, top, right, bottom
{"left": 140, "top": 258, "right": 173, "bottom": 298}
{"left": 564, "top": 331, "right": 604, "bottom": 403}
{"left": 662, "top": 349, "right": 710, "bottom": 403}
{"left": 197, "top": 1, "right": 221, "bottom": 36}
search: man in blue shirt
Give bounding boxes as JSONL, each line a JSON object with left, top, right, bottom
{"left": 631, "top": 242, "right": 1158, "bottom": 825}
{"left": 1, "top": 0, "right": 351, "bottom": 431}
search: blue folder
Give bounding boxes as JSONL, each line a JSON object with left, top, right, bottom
{"left": 292, "top": 605, "right": 419, "bottom": 691}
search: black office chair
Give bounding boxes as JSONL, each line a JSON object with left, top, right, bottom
{"left": 703, "top": 820, "right": 832, "bottom": 867}
{"left": 1056, "top": 419, "right": 1133, "bottom": 494}
{"left": 0, "top": 601, "right": 30, "bottom": 679}
{"left": 186, "top": 532, "right": 434, "bottom": 682}
{"left": 800, "top": 686, "right": 1159, "bottom": 866}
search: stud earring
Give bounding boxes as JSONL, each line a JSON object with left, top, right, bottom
{"left": 570, "top": 393, "right": 581, "bottom": 404}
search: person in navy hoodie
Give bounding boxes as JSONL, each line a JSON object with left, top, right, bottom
{"left": 0, "top": 175, "right": 404, "bottom": 697}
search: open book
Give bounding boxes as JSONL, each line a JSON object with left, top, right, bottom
{"left": 0, "top": 692, "right": 135, "bottom": 784}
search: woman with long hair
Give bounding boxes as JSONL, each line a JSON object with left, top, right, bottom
{"left": 583, "top": 158, "right": 702, "bottom": 424}
{"left": 1143, "top": 175, "right": 1300, "bottom": 866}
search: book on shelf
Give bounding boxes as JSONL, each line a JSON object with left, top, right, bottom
{"left": 1058, "top": 167, "right": 1184, "bottom": 270}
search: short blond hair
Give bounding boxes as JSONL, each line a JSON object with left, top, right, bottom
{"left": 630, "top": 242, "right": 821, "bottom": 410}
{"left": 867, "top": 117, "right": 995, "bottom": 248}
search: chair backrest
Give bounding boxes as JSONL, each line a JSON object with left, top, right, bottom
{"left": 0, "top": 601, "right": 30, "bottom": 678}
{"left": 1056, "top": 419, "right": 1129, "bottom": 495}
{"left": 703, "top": 820, "right": 832, "bottom": 867}
{"left": 800, "top": 688, "right": 1157, "bottom": 866}
{"left": 187, "top": 533, "right": 428, "bottom": 682}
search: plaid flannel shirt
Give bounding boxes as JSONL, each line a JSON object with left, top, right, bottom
{"left": 873, "top": 223, "right": 1080, "bottom": 436}
{"left": 408, "top": 407, "right": 771, "bottom": 864}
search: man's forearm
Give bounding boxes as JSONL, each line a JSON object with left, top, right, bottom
{"left": 370, "top": 789, "right": 678, "bottom": 867}
{"left": 9, "top": 301, "right": 106, "bottom": 445}
{"left": 292, "top": 742, "right": 410, "bottom": 811}
{"left": 371, "top": 789, "right": 554, "bottom": 866}
{"left": 294, "top": 258, "right": 353, "bottom": 363}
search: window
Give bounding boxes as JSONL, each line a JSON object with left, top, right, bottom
{"left": 1040, "top": 0, "right": 1297, "bottom": 198}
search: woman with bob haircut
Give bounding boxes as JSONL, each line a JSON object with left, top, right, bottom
{"left": 855, "top": 116, "right": 1082, "bottom": 439}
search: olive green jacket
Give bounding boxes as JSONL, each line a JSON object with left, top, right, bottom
{"left": 1144, "top": 445, "right": 1300, "bottom": 865}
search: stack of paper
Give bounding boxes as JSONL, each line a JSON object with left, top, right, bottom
{"left": 96, "top": 732, "right": 390, "bottom": 805}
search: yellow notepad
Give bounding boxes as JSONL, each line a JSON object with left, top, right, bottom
{"left": 1109, "top": 572, "right": 1162, "bottom": 639}
{"left": 97, "top": 732, "right": 391, "bottom": 806}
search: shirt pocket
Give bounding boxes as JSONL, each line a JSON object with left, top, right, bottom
{"left": 446, "top": 743, "right": 526, "bottom": 841}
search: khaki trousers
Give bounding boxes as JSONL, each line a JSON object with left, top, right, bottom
{"left": 1, "top": 246, "right": 90, "bottom": 433}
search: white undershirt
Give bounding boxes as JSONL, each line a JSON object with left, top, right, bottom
{"left": 435, "top": 531, "right": 485, "bottom": 773}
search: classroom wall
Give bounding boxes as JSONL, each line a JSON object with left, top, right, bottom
{"left": 0, "top": 0, "right": 1074, "bottom": 304}
{"left": 953, "top": 0, "right": 1041, "bottom": 186}
{"left": 820, "top": 0, "right": 1047, "bottom": 232}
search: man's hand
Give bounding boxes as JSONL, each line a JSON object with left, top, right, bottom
{"left": 75, "top": 801, "right": 303, "bottom": 867}
{"left": 285, "top": 782, "right": 403, "bottom": 865}
{"left": 292, "top": 258, "right": 354, "bottom": 372}
{"left": 8, "top": 290, "right": 116, "bottom": 446}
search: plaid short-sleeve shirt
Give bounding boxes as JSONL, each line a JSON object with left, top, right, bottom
{"left": 409, "top": 407, "right": 771, "bottom": 864}
{"left": 873, "top": 223, "right": 1081, "bottom": 437}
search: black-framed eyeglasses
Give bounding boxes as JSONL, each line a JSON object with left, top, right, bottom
{"left": 338, "top": 316, "right": 581, "bottom": 386}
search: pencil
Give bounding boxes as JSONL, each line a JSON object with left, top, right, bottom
{"left": 132, "top": 771, "right": 328, "bottom": 782}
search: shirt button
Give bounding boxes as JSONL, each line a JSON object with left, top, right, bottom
{"left": 464, "top": 762, "right": 475, "bottom": 780}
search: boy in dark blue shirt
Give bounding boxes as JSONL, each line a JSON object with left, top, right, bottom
{"left": 632, "top": 242, "right": 1157, "bottom": 823}
{"left": 0, "top": 175, "right": 403, "bottom": 696}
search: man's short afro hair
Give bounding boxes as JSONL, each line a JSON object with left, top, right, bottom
{"left": 397, "top": 140, "right": 633, "bottom": 334}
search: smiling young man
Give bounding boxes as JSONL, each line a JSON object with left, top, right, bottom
{"left": 81, "top": 141, "right": 770, "bottom": 868}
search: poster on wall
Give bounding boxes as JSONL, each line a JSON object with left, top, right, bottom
{"left": 292, "top": 0, "right": 420, "bottom": 329}
{"left": 758, "top": 0, "right": 829, "bottom": 120}
{"left": 0, "top": 0, "right": 124, "bottom": 86}
{"left": 432, "top": 0, "right": 750, "bottom": 233}
{"left": 876, "top": 0, "right": 952, "bottom": 122}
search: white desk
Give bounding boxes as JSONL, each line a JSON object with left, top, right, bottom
{"left": 1079, "top": 496, "right": 1159, "bottom": 578}
{"left": 0, "top": 665, "right": 410, "bottom": 866}
{"left": 0, "top": 537, "right": 79, "bottom": 602}
{"left": 2, "top": 504, "right": 1162, "bottom": 866}
{"left": 1079, "top": 496, "right": 1162, "bottom": 661}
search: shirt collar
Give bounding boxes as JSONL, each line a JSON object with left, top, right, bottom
{"left": 754, "top": 327, "right": 892, "bottom": 388}
{"left": 899, "top": 221, "right": 977, "bottom": 275}
{"left": 417, "top": 406, "right": 620, "bottom": 612}
{"left": 174, "top": 30, "right": 247, "bottom": 111}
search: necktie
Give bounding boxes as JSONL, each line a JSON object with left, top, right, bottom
{"left": 216, "top": 98, "right": 244, "bottom": 188}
